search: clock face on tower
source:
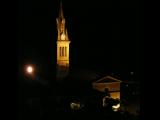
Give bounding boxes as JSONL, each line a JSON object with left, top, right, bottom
{"left": 61, "top": 33, "right": 65, "bottom": 40}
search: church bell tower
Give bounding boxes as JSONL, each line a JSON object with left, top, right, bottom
{"left": 56, "top": 2, "right": 71, "bottom": 78}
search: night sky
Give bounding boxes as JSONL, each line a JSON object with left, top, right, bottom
{"left": 18, "top": 0, "right": 140, "bottom": 79}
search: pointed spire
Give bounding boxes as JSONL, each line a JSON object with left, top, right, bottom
{"left": 59, "top": 1, "right": 64, "bottom": 19}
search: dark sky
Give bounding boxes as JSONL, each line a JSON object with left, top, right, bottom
{"left": 19, "top": 0, "right": 140, "bottom": 78}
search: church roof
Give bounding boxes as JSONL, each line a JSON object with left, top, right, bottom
{"left": 95, "top": 76, "right": 121, "bottom": 83}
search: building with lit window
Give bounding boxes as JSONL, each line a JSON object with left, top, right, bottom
{"left": 92, "top": 76, "right": 121, "bottom": 100}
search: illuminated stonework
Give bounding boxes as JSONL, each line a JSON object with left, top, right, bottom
{"left": 56, "top": 2, "right": 71, "bottom": 78}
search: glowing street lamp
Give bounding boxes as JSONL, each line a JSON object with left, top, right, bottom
{"left": 26, "top": 66, "right": 34, "bottom": 74}
{"left": 24, "top": 64, "right": 36, "bottom": 79}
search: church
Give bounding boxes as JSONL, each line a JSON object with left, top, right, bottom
{"left": 56, "top": 2, "right": 70, "bottom": 79}
{"left": 55, "top": 2, "right": 121, "bottom": 107}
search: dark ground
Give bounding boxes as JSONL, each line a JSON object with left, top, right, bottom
{"left": 18, "top": 73, "right": 140, "bottom": 120}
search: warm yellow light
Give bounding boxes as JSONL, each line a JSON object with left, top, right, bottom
{"left": 112, "top": 103, "right": 120, "bottom": 112}
{"left": 61, "top": 33, "right": 65, "bottom": 40}
{"left": 26, "top": 66, "right": 33, "bottom": 74}
{"left": 70, "top": 102, "right": 81, "bottom": 110}
{"left": 112, "top": 104, "right": 120, "bottom": 109}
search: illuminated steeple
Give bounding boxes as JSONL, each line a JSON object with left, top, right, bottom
{"left": 56, "top": 1, "right": 71, "bottom": 79}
